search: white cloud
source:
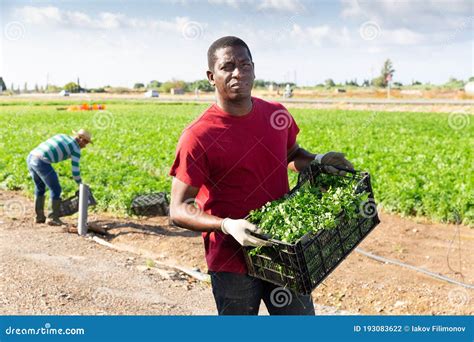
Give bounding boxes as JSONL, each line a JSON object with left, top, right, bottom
{"left": 340, "top": 0, "right": 362, "bottom": 18}
{"left": 367, "top": 46, "right": 384, "bottom": 54}
{"left": 382, "top": 28, "right": 425, "bottom": 45}
{"left": 339, "top": 0, "right": 471, "bottom": 46}
{"left": 289, "top": 22, "right": 426, "bottom": 47}
{"left": 340, "top": 0, "right": 472, "bottom": 31}
{"left": 207, "top": 0, "right": 243, "bottom": 9}
{"left": 257, "top": 0, "right": 305, "bottom": 13}
{"left": 14, "top": 6, "right": 204, "bottom": 33}
{"left": 97, "top": 12, "right": 125, "bottom": 30}
{"left": 17, "top": 6, "right": 64, "bottom": 25}
{"left": 304, "top": 25, "right": 330, "bottom": 46}
{"left": 207, "top": 0, "right": 304, "bottom": 12}
{"left": 290, "top": 24, "right": 352, "bottom": 47}
{"left": 16, "top": 5, "right": 430, "bottom": 48}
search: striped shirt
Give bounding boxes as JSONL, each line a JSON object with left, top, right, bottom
{"left": 31, "top": 134, "right": 82, "bottom": 183}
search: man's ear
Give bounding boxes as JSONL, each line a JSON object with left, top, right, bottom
{"left": 206, "top": 70, "right": 215, "bottom": 86}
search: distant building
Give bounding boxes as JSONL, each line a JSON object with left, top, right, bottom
{"left": 465, "top": 82, "right": 474, "bottom": 95}
{"left": 171, "top": 88, "right": 184, "bottom": 95}
{"left": 144, "top": 89, "right": 159, "bottom": 98}
{"left": 0, "top": 77, "right": 6, "bottom": 92}
{"left": 283, "top": 84, "right": 293, "bottom": 98}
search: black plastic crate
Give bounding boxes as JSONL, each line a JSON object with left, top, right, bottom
{"left": 130, "top": 192, "right": 169, "bottom": 216}
{"left": 59, "top": 190, "right": 97, "bottom": 217}
{"left": 243, "top": 164, "right": 380, "bottom": 295}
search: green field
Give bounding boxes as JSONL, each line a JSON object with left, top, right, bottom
{"left": 0, "top": 101, "right": 472, "bottom": 225}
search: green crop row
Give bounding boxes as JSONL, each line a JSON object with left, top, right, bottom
{"left": 0, "top": 102, "right": 472, "bottom": 225}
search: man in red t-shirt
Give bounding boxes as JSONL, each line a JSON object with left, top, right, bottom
{"left": 169, "top": 36, "right": 353, "bottom": 315}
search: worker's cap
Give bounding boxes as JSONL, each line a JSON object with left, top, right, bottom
{"left": 73, "top": 129, "right": 92, "bottom": 143}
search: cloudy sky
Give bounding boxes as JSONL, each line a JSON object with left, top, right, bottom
{"left": 1, "top": 0, "right": 472, "bottom": 88}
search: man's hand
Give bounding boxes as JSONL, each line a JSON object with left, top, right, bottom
{"left": 314, "top": 151, "right": 354, "bottom": 175}
{"left": 221, "top": 218, "right": 272, "bottom": 247}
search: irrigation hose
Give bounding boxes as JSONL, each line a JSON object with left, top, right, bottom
{"left": 355, "top": 248, "right": 474, "bottom": 289}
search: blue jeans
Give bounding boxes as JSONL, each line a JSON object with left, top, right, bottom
{"left": 209, "top": 271, "right": 315, "bottom": 315}
{"left": 26, "top": 154, "right": 62, "bottom": 200}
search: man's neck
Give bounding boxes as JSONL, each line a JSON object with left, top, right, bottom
{"left": 216, "top": 96, "right": 253, "bottom": 117}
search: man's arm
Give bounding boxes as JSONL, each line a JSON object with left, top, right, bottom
{"left": 169, "top": 177, "right": 223, "bottom": 232}
{"left": 169, "top": 177, "right": 271, "bottom": 247}
{"left": 71, "top": 154, "right": 82, "bottom": 184}
{"left": 287, "top": 143, "right": 316, "bottom": 172}
{"left": 287, "top": 143, "right": 355, "bottom": 174}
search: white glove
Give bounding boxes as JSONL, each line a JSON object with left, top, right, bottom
{"left": 314, "top": 151, "right": 354, "bottom": 175}
{"left": 221, "top": 218, "right": 271, "bottom": 247}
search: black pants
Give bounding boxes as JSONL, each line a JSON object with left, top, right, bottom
{"left": 209, "top": 271, "right": 315, "bottom": 315}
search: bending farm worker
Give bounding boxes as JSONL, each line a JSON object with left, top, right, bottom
{"left": 26, "top": 129, "right": 92, "bottom": 226}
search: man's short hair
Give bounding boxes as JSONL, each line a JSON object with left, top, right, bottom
{"left": 207, "top": 36, "right": 253, "bottom": 71}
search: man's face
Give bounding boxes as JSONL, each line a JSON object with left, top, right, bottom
{"left": 207, "top": 45, "right": 255, "bottom": 101}
{"left": 77, "top": 137, "right": 90, "bottom": 148}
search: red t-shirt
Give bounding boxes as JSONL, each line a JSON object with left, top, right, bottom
{"left": 169, "top": 97, "right": 300, "bottom": 273}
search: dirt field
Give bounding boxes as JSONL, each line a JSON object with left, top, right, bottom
{"left": 1, "top": 191, "right": 472, "bottom": 315}
{"left": 3, "top": 93, "right": 474, "bottom": 114}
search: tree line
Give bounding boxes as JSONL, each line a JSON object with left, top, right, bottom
{"left": 1, "top": 59, "right": 472, "bottom": 94}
